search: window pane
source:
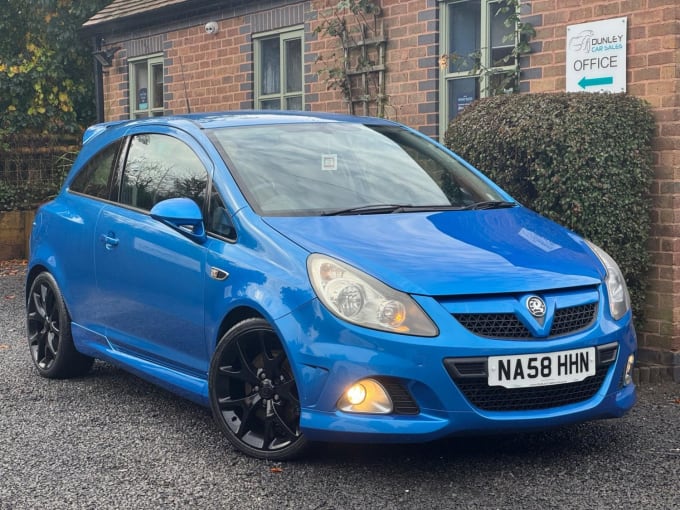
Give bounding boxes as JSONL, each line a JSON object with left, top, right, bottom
{"left": 261, "top": 37, "right": 281, "bottom": 95}
{"left": 286, "top": 96, "right": 302, "bottom": 110}
{"left": 489, "top": 71, "right": 516, "bottom": 95}
{"left": 448, "top": 77, "right": 479, "bottom": 122}
{"left": 152, "top": 63, "right": 164, "bottom": 108}
{"left": 490, "top": 2, "right": 515, "bottom": 65}
{"left": 207, "top": 186, "right": 236, "bottom": 239}
{"left": 260, "top": 99, "right": 281, "bottom": 110}
{"left": 134, "top": 62, "right": 149, "bottom": 110}
{"left": 70, "top": 141, "right": 120, "bottom": 199}
{"left": 121, "top": 134, "right": 208, "bottom": 210}
{"left": 285, "top": 38, "right": 302, "bottom": 93}
{"left": 448, "top": 0, "right": 481, "bottom": 72}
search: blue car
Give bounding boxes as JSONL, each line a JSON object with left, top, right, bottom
{"left": 26, "top": 111, "right": 637, "bottom": 460}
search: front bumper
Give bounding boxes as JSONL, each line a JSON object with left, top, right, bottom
{"left": 275, "top": 296, "right": 638, "bottom": 443}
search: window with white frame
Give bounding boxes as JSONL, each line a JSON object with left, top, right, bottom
{"left": 439, "top": 0, "right": 517, "bottom": 132}
{"left": 254, "top": 27, "right": 304, "bottom": 110}
{"left": 129, "top": 55, "right": 164, "bottom": 118}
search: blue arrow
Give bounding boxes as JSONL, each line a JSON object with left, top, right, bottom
{"left": 578, "top": 76, "right": 614, "bottom": 89}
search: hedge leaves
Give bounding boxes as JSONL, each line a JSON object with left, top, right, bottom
{"left": 445, "top": 93, "right": 655, "bottom": 321}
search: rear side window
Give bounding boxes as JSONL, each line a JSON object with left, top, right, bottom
{"left": 120, "top": 133, "right": 209, "bottom": 211}
{"left": 69, "top": 141, "right": 121, "bottom": 200}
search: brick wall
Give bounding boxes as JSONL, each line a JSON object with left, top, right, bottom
{"left": 380, "top": 0, "right": 439, "bottom": 137}
{"left": 101, "top": 1, "right": 441, "bottom": 135}
{"left": 521, "top": 0, "right": 680, "bottom": 371}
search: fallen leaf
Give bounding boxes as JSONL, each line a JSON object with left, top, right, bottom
{"left": 270, "top": 467, "right": 284, "bottom": 473}
{"left": 0, "top": 259, "right": 27, "bottom": 277}
{"left": 4, "top": 295, "right": 16, "bottom": 300}
{"left": 0, "top": 344, "right": 9, "bottom": 350}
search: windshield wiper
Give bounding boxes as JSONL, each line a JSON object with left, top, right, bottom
{"left": 322, "top": 204, "right": 411, "bottom": 216}
{"left": 322, "top": 201, "right": 516, "bottom": 216}
{"left": 460, "top": 200, "right": 517, "bottom": 210}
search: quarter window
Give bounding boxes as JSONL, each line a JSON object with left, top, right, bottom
{"left": 120, "top": 134, "right": 208, "bottom": 211}
{"left": 206, "top": 186, "right": 236, "bottom": 240}
{"left": 439, "top": 0, "right": 517, "bottom": 131}
{"left": 129, "top": 55, "right": 164, "bottom": 119}
{"left": 69, "top": 141, "right": 121, "bottom": 200}
{"left": 254, "top": 28, "right": 304, "bottom": 110}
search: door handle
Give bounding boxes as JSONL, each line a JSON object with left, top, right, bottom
{"left": 100, "top": 232, "right": 119, "bottom": 250}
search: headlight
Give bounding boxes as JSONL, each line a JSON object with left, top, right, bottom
{"left": 586, "top": 241, "right": 631, "bottom": 320}
{"left": 307, "top": 254, "right": 438, "bottom": 336}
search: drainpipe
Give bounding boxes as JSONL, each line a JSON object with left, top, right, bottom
{"left": 93, "top": 35, "right": 105, "bottom": 123}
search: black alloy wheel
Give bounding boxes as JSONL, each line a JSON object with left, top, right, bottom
{"left": 26, "top": 272, "right": 94, "bottom": 378}
{"left": 209, "top": 318, "right": 308, "bottom": 460}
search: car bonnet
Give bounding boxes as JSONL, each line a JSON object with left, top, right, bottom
{"left": 263, "top": 207, "right": 604, "bottom": 297}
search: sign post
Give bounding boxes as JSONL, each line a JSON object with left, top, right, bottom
{"left": 566, "top": 17, "right": 627, "bottom": 93}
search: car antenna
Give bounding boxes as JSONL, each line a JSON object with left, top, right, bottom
{"left": 179, "top": 54, "right": 192, "bottom": 113}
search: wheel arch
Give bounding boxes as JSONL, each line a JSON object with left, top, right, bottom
{"left": 25, "top": 264, "right": 51, "bottom": 304}
{"left": 214, "top": 306, "right": 265, "bottom": 350}
{"left": 211, "top": 305, "right": 309, "bottom": 387}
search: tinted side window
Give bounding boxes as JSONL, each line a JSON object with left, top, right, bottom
{"left": 69, "top": 141, "right": 120, "bottom": 199}
{"left": 120, "top": 133, "right": 208, "bottom": 211}
{"left": 207, "top": 185, "right": 236, "bottom": 240}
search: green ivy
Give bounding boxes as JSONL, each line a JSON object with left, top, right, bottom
{"left": 444, "top": 93, "right": 655, "bottom": 322}
{"left": 0, "top": 0, "right": 110, "bottom": 139}
{"left": 0, "top": 181, "right": 61, "bottom": 212}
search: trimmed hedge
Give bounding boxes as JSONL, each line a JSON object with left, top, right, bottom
{"left": 444, "top": 92, "right": 655, "bottom": 321}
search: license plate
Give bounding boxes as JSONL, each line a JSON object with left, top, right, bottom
{"left": 488, "top": 347, "right": 596, "bottom": 389}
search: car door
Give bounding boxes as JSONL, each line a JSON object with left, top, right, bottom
{"left": 58, "top": 140, "right": 123, "bottom": 335}
{"left": 93, "top": 129, "right": 212, "bottom": 376}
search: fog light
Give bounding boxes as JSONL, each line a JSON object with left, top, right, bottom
{"left": 624, "top": 354, "right": 635, "bottom": 386}
{"left": 346, "top": 383, "right": 367, "bottom": 405}
{"left": 337, "top": 378, "right": 393, "bottom": 414}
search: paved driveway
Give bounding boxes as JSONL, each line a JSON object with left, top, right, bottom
{"left": 0, "top": 267, "right": 678, "bottom": 509}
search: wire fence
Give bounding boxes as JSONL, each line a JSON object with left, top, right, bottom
{"left": 0, "top": 134, "right": 80, "bottom": 211}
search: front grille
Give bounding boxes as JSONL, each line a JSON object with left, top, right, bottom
{"left": 455, "top": 313, "right": 531, "bottom": 338}
{"left": 444, "top": 342, "right": 617, "bottom": 412}
{"left": 550, "top": 303, "right": 597, "bottom": 336}
{"left": 454, "top": 303, "right": 597, "bottom": 339}
{"left": 452, "top": 366, "right": 608, "bottom": 411}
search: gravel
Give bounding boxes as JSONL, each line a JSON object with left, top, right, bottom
{"left": 1, "top": 269, "right": 678, "bottom": 509}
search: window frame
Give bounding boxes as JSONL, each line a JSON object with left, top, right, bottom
{"left": 439, "top": 0, "right": 518, "bottom": 133}
{"left": 128, "top": 54, "right": 165, "bottom": 119}
{"left": 253, "top": 26, "right": 305, "bottom": 110}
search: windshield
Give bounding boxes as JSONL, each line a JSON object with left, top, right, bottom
{"left": 209, "top": 122, "right": 507, "bottom": 216}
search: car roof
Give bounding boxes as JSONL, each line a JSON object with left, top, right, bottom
{"left": 82, "top": 110, "right": 398, "bottom": 144}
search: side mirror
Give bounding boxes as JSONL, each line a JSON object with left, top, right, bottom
{"left": 150, "top": 197, "right": 207, "bottom": 244}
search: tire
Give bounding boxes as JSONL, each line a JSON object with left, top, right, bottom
{"left": 209, "top": 318, "right": 308, "bottom": 460}
{"left": 26, "top": 272, "right": 94, "bottom": 379}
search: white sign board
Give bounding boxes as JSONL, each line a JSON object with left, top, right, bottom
{"left": 566, "top": 17, "right": 627, "bottom": 93}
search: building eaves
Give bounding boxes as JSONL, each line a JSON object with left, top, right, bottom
{"left": 83, "top": 0, "right": 247, "bottom": 34}
{"left": 83, "top": 0, "right": 192, "bottom": 28}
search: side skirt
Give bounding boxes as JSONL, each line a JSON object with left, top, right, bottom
{"left": 71, "top": 322, "right": 210, "bottom": 407}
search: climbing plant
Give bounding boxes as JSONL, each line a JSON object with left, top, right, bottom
{"left": 0, "top": 0, "right": 110, "bottom": 142}
{"left": 314, "top": 1, "right": 387, "bottom": 116}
